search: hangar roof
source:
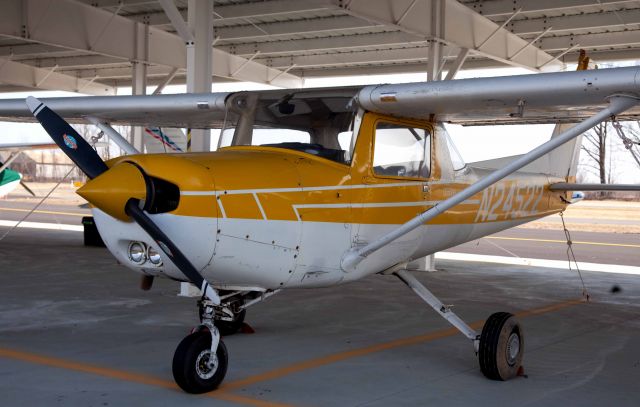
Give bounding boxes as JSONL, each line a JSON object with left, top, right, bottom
{"left": 0, "top": 0, "right": 638, "bottom": 95}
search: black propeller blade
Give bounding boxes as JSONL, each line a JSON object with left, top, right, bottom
{"left": 27, "top": 96, "right": 219, "bottom": 303}
{"left": 26, "top": 96, "right": 107, "bottom": 180}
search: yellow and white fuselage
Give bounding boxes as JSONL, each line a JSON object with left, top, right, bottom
{"left": 88, "top": 114, "right": 569, "bottom": 291}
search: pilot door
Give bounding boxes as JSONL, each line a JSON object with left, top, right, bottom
{"left": 349, "top": 113, "right": 434, "bottom": 271}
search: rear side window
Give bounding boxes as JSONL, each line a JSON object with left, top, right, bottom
{"left": 373, "top": 122, "right": 431, "bottom": 178}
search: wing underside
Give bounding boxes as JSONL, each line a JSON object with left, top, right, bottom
{"left": 0, "top": 67, "right": 638, "bottom": 127}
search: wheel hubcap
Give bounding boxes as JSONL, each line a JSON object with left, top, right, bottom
{"left": 506, "top": 332, "right": 520, "bottom": 366}
{"left": 195, "top": 349, "right": 218, "bottom": 379}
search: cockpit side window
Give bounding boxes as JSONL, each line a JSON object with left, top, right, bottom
{"left": 217, "top": 92, "right": 357, "bottom": 165}
{"left": 373, "top": 122, "right": 431, "bottom": 178}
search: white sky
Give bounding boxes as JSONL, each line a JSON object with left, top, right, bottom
{"left": 1, "top": 63, "right": 639, "bottom": 182}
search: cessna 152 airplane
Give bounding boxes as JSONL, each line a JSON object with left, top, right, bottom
{"left": 0, "top": 65, "right": 639, "bottom": 393}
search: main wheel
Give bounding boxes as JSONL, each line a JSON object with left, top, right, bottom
{"left": 172, "top": 331, "right": 228, "bottom": 393}
{"left": 478, "top": 312, "right": 524, "bottom": 381}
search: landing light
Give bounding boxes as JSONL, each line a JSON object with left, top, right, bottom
{"left": 147, "top": 246, "right": 163, "bottom": 266}
{"left": 128, "top": 241, "right": 146, "bottom": 264}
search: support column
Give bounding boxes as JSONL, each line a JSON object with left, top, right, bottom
{"left": 131, "top": 22, "right": 148, "bottom": 153}
{"left": 186, "top": 0, "right": 213, "bottom": 152}
{"left": 427, "top": 0, "right": 444, "bottom": 82}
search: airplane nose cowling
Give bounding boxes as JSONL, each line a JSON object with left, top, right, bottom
{"left": 77, "top": 161, "right": 147, "bottom": 221}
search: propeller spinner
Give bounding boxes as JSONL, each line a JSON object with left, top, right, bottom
{"left": 26, "top": 96, "right": 220, "bottom": 304}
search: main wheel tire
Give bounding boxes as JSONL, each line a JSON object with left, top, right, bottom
{"left": 172, "top": 331, "right": 228, "bottom": 393}
{"left": 478, "top": 312, "right": 524, "bottom": 381}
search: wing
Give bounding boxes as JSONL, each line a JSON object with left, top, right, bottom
{"left": 357, "top": 66, "right": 640, "bottom": 125}
{"left": 0, "top": 141, "right": 58, "bottom": 150}
{"left": 0, "top": 92, "right": 230, "bottom": 128}
{"left": 0, "top": 67, "right": 638, "bottom": 127}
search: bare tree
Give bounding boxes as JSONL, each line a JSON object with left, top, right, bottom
{"left": 581, "top": 121, "right": 608, "bottom": 184}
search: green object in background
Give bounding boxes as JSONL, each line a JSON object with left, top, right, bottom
{"left": 0, "top": 168, "right": 21, "bottom": 187}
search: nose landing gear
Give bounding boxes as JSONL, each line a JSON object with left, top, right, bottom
{"left": 173, "top": 299, "right": 228, "bottom": 393}
{"left": 172, "top": 330, "right": 229, "bottom": 393}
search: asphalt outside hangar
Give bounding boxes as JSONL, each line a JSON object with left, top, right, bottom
{"left": 1, "top": 1, "right": 639, "bottom": 406}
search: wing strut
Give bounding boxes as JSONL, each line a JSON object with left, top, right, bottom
{"left": 341, "top": 95, "right": 640, "bottom": 272}
{"left": 86, "top": 116, "right": 139, "bottom": 155}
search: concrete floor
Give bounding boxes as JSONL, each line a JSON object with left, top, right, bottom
{"left": 1, "top": 226, "right": 639, "bottom": 406}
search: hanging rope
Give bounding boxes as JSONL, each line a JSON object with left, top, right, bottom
{"left": 559, "top": 211, "right": 590, "bottom": 301}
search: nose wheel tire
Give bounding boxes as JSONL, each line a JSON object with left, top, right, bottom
{"left": 478, "top": 312, "right": 524, "bottom": 381}
{"left": 172, "top": 331, "right": 228, "bottom": 393}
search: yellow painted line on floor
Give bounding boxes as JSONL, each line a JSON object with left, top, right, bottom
{"left": 0, "top": 347, "right": 293, "bottom": 407}
{"left": 486, "top": 236, "right": 640, "bottom": 249}
{"left": 0, "top": 207, "right": 88, "bottom": 217}
{"left": 221, "top": 298, "right": 584, "bottom": 391}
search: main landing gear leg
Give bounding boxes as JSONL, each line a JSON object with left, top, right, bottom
{"left": 173, "top": 299, "right": 229, "bottom": 393}
{"left": 394, "top": 269, "right": 524, "bottom": 381}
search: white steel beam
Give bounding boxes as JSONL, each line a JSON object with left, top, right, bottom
{"left": 158, "top": 0, "right": 194, "bottom": 43}
{"left": 212, "top": 15, "right": 376, "bottom": 41}
{"left": 13, "top": 55, "right": 125, "bottom": 69}
{"left": 444, "top": 48, "right": 469, "bottom": 80}
{"left": 119, "top": 0, "right": 335, "bottom": 25}
{"left": 186, "top": 0, "right": 213, "bottom": 152}
{"left": 212, "top": 48, "right": 301, "bottom": 87}
{"left": 131, "top": 22, "right": 148, "bottom": 153}
{"left": 0, "top": 57, "right": 114, "bottom": 95}
{"left": 506, "top": 8, "right": 640, "bottom": 36}
{"left": 211, "top": 0, "right": 334, "bottom": 20}
{"left": 0, "top": 43, "right": 71, "bottom": 58}
{"left": 152, "top": 67, "right": 180, "bottom": 95}
{"left": 462, "top": 0, "right": 639, "bottom": 18}
{"left": 0, "top": 0, "right": 301, "bottom": 88}
{"left": 337, "top": 0, "right": 563, "bottom": 71}
{"left": 538, "top": 29, "right": 640, "bottom": 52}
{"left": 217, "top": 31, "right": 422, "bottom": 56}
{"left": 255, "top": 45, "right": 456, "bottom": 69}
{"left": 427, "top": 0, "right": 444, "bottom": 81}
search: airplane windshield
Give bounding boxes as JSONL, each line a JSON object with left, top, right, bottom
{"left": 440, "top": 125, "right": 466, "bottom": 171}
{"left": 218, "top": 91, "right": 357, "bottom": 165}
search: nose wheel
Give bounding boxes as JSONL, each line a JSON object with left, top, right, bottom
{"left": 172, "top": 331, "right": 228, "bottom": 394}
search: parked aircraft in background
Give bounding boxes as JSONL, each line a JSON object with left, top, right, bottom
{"left": 0, "top": 141, "right": 57, "bottom": 197}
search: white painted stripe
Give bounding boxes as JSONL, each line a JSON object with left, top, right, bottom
{"left": 181, "top": 180, "right": 454, "bottom": 197}
{"left": 216, "top": 197, "right": 227, "bottom": 218}
{"left": 253, "top": 193, "right": 267, "bottom": 220}
{"left": 436, "top": 252, "right": 640, "bottom": 275}
{"left": 294, "top": 199, "right": 479, "bottom": 210}
{"left": 0, "top": 220, "right": 83, "bottom": 232}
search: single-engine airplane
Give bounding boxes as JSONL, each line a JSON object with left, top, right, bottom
{"left": 0, "top": 141, "right": 57, "bottom": 197}
{"left": 0, "top": 65, "right": 639, "bottom": 393}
